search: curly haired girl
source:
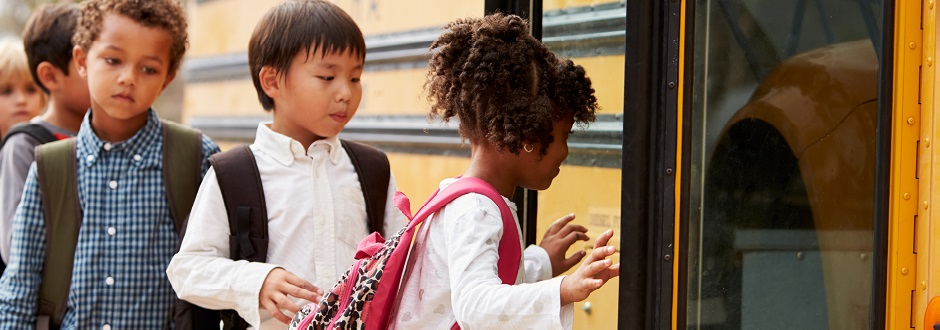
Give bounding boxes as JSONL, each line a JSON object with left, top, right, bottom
{"left": 391, "top": 13, "right": 617, "bottom": 329}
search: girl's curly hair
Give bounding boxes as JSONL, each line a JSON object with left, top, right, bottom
{"left": 426, "top": 13, "right": 598, "bottom": 156}
{"left": 73, "top": 0, "right": 188, "bottom": 74}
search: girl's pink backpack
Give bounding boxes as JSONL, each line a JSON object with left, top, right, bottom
{"left": 289, "top": 177, "right": 522, "bottom": 330}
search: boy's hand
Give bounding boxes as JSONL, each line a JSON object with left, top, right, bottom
{"left": 259, "top": 268, "right": 324, "bottom": 324}
{"left": 539, "top": 213, "right": 589, "bottom": 276}
{"left": 559, "top": 229, "right": 620, "bottom": 305}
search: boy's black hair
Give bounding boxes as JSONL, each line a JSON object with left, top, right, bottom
{"left": 21, "top": 3, "right": 80, "bottom": 94}
{"left": 425, "top": 13, "right": 598, "bottom": 156}
{"left": 73, "top": 0, "right": 189, "bottom": 74}
{"left": 249, "top": 0, "right": 366, "bottom": 111}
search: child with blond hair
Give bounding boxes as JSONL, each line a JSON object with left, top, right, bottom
{"left": 0, "top": 38, "right": 45, "bottom": 139}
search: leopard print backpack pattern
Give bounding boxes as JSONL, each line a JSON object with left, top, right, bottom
{"left": 288, "top": 177, "right": 522, "bottom": 330}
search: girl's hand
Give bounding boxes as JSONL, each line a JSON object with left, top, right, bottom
{"left": 259, "top": 268, "right": 324, "bottom": 324}
{"left": 559, "top": 229, "right": 620, "bottom": 305}
{"left": 539, "top": 213, "right": 590, "bottom": 276}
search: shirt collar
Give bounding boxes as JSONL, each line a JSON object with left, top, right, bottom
{"left": 438, "top": 177, "right": 519, "bottom": 212}
{"left": 78, "top": 109, "right": 162, "bottom": 168}
{"left": 254, "top": 122, "right": 341, "bottom": 167}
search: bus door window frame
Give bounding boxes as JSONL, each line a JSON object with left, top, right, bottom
{"left": 622, "top": 0, "right": 896, "bottom": 329}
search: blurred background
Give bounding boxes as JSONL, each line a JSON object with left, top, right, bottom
{"left": 0, "top": 0, "right": 47, "bottom": 37}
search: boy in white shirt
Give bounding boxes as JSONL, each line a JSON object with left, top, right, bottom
{"left": 167, "top": 1, "right": 407, "bottom": 328}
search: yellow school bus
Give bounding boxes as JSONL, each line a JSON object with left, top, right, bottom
{"left": 181, "top": 0, "right": 940, "bottom": 328}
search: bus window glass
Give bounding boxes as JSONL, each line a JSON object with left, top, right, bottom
{"left": 686, "top": 0, "right": 883, "bottom": 329}
{"left": 540, "top": 1, "right": 625, "bottom": 329}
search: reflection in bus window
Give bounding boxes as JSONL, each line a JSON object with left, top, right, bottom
{"left": 686, "top": 0, "right": 883, "bottom": 329}
{"left": 540, "top": 2, "right": 625, "bottom": 329}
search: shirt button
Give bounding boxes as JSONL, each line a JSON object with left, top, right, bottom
{"left": 108, "top": 180, "right": 118, "bottom": 189}
{"left": 86, "top": 155, "right": 95, "bottom": 162}
{"left": 107, "top": 227, "right": 116, "bottom": 236}
{"left": 102, "top": 324, "right": 111, "bottom": 330}
{"left": 133, "top": 154, "right": 142, "bottom": 162}
{"left": 103, "top": 143, "right": 112, "bottom": 151}
{"left": 105, "top": 276, "right": 114, "bottom": 286}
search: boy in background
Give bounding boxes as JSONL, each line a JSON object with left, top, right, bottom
{"left": 0, "top": 0, "right": 219, "bottom": 328}
{"left": 0, "top": 3, "right": 90, "bottom": 271}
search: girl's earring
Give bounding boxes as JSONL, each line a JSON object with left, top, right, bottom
{"left": 523, "top": 144, "right": 534, "bottom": 153}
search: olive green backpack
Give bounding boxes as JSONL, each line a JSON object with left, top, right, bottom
{"left": 33, "top": 121, "right": 203, "bottom": 329}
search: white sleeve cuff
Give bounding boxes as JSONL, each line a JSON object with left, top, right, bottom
{"left": 236, "top": 263, "right": 280, "bottom": 329}
{"left": 524, "top": 245, "right": 553, "bottom": 282}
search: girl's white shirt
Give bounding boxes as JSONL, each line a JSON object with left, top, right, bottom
{"left": 391, "top": 177, "right": 574, "bottom": 330}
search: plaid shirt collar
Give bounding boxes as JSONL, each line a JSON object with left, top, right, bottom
{"left": 78, "top": 109, "right": 162, "bottom": 169}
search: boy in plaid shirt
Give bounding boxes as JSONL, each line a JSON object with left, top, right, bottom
{"left": 0, "top": 0, "right": 219, "bottom": 328}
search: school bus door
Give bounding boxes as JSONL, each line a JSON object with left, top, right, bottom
{"left": 623, "top": 0, "right": 903, "bottom": 329}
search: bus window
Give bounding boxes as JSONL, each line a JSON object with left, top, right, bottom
{"left": 686, "top": 0, "right": 884, "bottom": 329}
{"left": 540, "top": 1, "right": 625, "bottom": 329}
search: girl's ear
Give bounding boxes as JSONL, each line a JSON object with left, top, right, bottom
{"left": 259, "top": 66, "right": 281, "bottom": 99}
{"left": 522, "top": 142, "right": 535, "bottom": 154}
{"left": 72, "top": 45, "right": 87, "bottom": 78}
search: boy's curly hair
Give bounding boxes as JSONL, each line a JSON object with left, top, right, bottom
{"left": 73, "top": 0, "right": 188, "bottom": 74}
{"left": 426, "top": 13, "right": 598, "bottom": 156}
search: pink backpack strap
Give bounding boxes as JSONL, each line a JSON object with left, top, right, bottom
{"left": 412, "top": 177, "right": 522, "bottom": 284}
{"left": 371, "top": 177, "right": 522, "bottom": 329}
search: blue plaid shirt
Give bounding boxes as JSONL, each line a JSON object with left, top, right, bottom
{"left": 0, "top": 110, "right": 219, "bottom": 329}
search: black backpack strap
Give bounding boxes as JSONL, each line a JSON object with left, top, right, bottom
{"left": 210, "top": 145, "right": 268, "bottom": 262}
{"left": 2, "top": 123, "right": 58, "bottom": 149}
{"left": 35, "top": 138, "right": 80, "bottom": 328}
{"left": 207, "top": 145, "right": 267, "bottom": 330}
{"left": 340, "top": 140, "right": 390, "bottom": 236}
{"left": 161, "top": 120, "right": 203, "bottom": 234}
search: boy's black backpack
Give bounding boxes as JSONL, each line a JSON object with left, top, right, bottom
{"left": 1, "top": 123, "right": 58, "bottom": 149}
{"left": 175, "top": 139, "right": 390, "bottom": 330}
{"left": 33, "top": 120, "right": 205, "bottom": 329}
{"left": 0, "top": 123, "right": 59, "bottom": 274}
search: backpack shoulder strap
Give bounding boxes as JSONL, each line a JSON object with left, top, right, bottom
{"left": 374, "top": 177, "right": 522, "bottom": 329}
{"left": 161, "top": 120, "right": 203, "bottom": 234}
{"left": 340, "top": 140, "right": 389, "bottom": 236}
{"left": 35, "top": 138, "right": 80, "bottom": 328}
{"left": 202, "top": 145, "right": 268, "bottom": 330}
{"left": 409, "top": 177, "right": 522, "bottom": 284}
{"left": 2, "top": 123, "right": 57, "bottom": 149}
{"left": 209, "top": 145, "right": 268, "bottom": 263}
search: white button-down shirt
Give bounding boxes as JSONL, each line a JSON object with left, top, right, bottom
{"left": 391, "top": 178, "right": 571, "bottom": 330}
{"left": 167, "top": 123, "right": 406, "bottom": 329}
